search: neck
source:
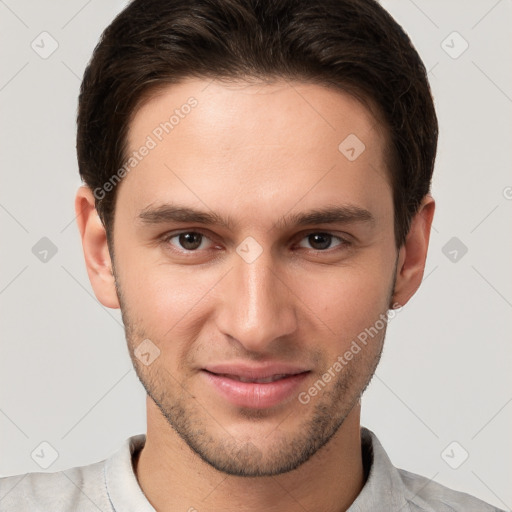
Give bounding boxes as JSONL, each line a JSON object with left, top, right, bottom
{"left": 134, "top": 398, "right": 365, "bottom": 512}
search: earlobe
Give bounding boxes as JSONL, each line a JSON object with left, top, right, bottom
{"left": 74, "top": 186, "right": 120, "bottom": 309}
{"left": 392, "top": 195, "right": 435, "bottom": 308}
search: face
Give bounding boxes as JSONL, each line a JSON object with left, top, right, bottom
{"left": 110, "top": 78, "right": 399, "bottom": 476}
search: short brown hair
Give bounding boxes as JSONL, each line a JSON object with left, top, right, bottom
{"left": 77, "top": 0, "right": 438, "bottom": 249}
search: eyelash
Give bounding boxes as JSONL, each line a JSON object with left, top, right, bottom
{"left": 160, "top": 229, "right": 352, "bottom": 256}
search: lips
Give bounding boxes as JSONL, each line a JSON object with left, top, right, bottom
{"left": 202, "top": 362, "right": 310, "bottom": 409}
{"left": 213, "top": 373, "right": 292, "bottom": 383}
{"left": 204, "top": 362, "right": 309, "bottom": 378}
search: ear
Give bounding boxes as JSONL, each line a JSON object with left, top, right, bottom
{"left": 75, "top": 186, "right": 120, "bottom": 309}
{"left": 392, "top": 195, "right": 435, "bottom": 308}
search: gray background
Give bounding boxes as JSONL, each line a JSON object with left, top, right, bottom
{"left": 0, "top": 0, "right": 511, "bottom": 509}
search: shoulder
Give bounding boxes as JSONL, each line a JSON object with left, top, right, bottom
{"left": 397, "top": 467, "right": 504, "bottom": 512}
{"left": 0, "top": 459, "right": 111, "bottom": 511}
{"left": 359, "top": 427, "right": 504, "bottom": 512}
{"left": 0, "top": 434, "right": 146, "bottom": 512}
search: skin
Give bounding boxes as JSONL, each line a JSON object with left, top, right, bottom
{"left": 75, "top": 78, "right": 435, "bottom": 512}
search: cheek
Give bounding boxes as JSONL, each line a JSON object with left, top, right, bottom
{"left": 115, "top": 221, "right": 395, "bottom": 353}
{"left": 119, "top": 255, "right": 223, "bottom": 338}
{"left": 298, "top": 261, "right": 392, "bottom": 343}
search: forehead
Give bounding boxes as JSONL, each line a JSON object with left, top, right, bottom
{"left": 128, "top": 78, "right": 387, "bottom": 154}
{"left": 118, "top": 78, "right": 392, "bottom": 226}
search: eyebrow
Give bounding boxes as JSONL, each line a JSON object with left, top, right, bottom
{"left": 137, "top": 203, "right": 375, "bottom": 230}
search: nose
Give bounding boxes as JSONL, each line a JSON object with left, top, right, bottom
{"left": 215, "top": 246, "right": 298, "bottom": 354}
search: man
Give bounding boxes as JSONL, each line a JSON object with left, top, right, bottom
{"left": 0, "top": 0, "right": 503, "bottom": 510}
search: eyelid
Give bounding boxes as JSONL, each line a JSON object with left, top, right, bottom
{"left": 161, "top": 228, "right": 352, "bottom": 254}
{"left": 294, "top": 230, "right": 352, "bottom": 251}
{"left": 298, "top": 229, "right": 352, "bottom": 242}
{"left": 160, "top": 229, "right": 219, "bottom": 251}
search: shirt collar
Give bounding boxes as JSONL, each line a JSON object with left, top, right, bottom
{"left": 104, "top": 427, "right": 409, "bottom": 512}
{"left": 104, "top": 433, "right": 155, "bottom": 512}
{"left": 348, "top": 427, "right": 411, "bottom": 511}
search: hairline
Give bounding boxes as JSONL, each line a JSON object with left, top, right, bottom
{"left": 103, "top": 73, "right": 399, "bottom": 253}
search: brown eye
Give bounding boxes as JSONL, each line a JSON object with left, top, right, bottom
{"left": 307, "top": 233, "right": 332, "bottom": 250}
{"left": 298, "top": 232, "right": 345, "bottom": 251}
{"left": 177, "top": 232, "right": 203, "bottom": 250}
{"left": 164, "top": 231, "right": 212, "bottom": 252}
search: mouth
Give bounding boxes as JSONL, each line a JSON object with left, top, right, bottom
{"left": 205, "top": 371, "right": 304, "bottom": 384}
{"left": 201, "top": 365, "right": 311, "bottom": 409}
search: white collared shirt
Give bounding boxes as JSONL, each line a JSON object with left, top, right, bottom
{"left": 0, "top": 427, "right": 503, "bottom": 511}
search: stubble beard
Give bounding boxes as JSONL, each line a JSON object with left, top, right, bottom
{"left": 113, "top": 260, "right": 396, "bottom": 477}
